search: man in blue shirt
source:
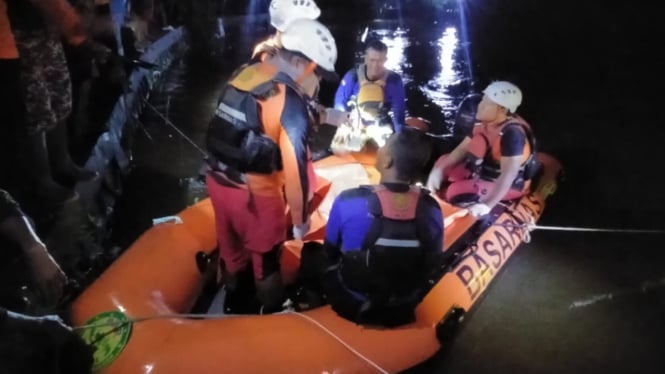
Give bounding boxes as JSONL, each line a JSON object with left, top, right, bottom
{"left": 333, "top": 39, "right": 407, "bottom": 134}
{"left": 300, "top": 129, "right": 443, "bottom": 326}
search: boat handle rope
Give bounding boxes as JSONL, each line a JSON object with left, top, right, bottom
{"left": 143, "top": 100, "right": 209, "bottom": 158}
{"left": 74, "top": 311, "right": 390, "bottom": 374}
{"left": 290, "top": 312, "right": 390, "bottom": 374}
{"left": 491, "top": 206, "right": 665, "bottom": 243}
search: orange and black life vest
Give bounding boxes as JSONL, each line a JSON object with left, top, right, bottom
{"left": 337, "top": 184, "right": 434, "bottom": 325}
{"left": 206, "top": 62, "right": 303, "bottom": 181}
{"left": 464, "top": 116, "right": 538, "bottom": 189}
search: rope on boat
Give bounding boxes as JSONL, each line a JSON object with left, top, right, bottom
{"left": 143, "top": 101, "right": 209, "bottom": 157}
{"left": 72, "top": 313, "right": 230, "bottom": 331}
{"left": 289, "top": 312, "right": 390, "bottom": 374}
{"left": 493, "top": 210, "right": 665, "bottom": 243}
{"left": 74, "top": 311, "right": 390, "bottom": 374}
{"left": 502, "top": 223, "right": 665, "bottom": 234}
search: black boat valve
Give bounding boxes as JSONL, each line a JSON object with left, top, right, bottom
{"left": 435, "top": 305, "right": 467, "bottom": 346}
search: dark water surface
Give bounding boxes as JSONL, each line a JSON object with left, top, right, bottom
{"left": 110, "top": 2, "right": 665, "bottom": 373}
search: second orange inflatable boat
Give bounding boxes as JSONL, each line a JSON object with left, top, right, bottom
{"left": 71, "top": 151, "right": 561, "bottom": 374}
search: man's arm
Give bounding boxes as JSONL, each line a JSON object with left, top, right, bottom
{"left": 480, "top": 126, "right": 526, "bottom": 208}
{"left": 416, "top": 195, "right": 444, "bottom": 288}
{"left": 426, "top": 137, "right": 472, "bottom": 192}
{"left": 419, "top": 195, "right": 444, "bottom": 251}
{"left": 279, "top": 87, "right": 311, "bottom": 227}
{"left": 323, "top": 196, "right": 344, "bottom": 262}
{"left": 434, "top": 137, "right": 472, "bottom": 171}
{"left": 333, "top": 70, "right": 356, "bottom": 111}
{"left": 481, "top": 156, "right": 522, "bottom": 208}
{"left": 0, "top": 190, "right": 66, "bottom": 307}
{"left": 0, "top": 189, "right": 20, "bottom": 223}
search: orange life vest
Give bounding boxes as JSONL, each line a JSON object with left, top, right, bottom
{"left": 464, "top": 115, "right": 537, "bottom": 188}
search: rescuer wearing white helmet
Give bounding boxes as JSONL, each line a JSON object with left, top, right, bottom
{"left": 205, "top": 19, "right": 338, "bottom": 314}
{"left": 426, "top": 81, "right": 539, "bottom": 218}
{"left": 251, "top": 0, "right": 321, "bottom": 62}
{"left": 251, "top": 0, "right": 348, "bottom": 128}
{"left": 270, "top": 0, "right": 321, "bottom": 32}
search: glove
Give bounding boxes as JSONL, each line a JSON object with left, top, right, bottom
{"left": 426, "top": 167, "right": 444, "bottom": 193}
{"left": 467, "top": 203, "right": 491, "bottom": 218}
{"left": 292, "top": 220, "right": 311, "bottom": 240}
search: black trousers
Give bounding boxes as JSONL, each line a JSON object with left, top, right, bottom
{"left": 299, "top": 242, "right": 416, "bottom": 327}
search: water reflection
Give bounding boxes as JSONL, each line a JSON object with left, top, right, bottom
{"left": 420, "top": 27, "right": 461, "bottom": 110}
{"left": 456, "top": 0, "right": 475, "bottom": 82}
{"left": 377, "top": 28, "right": 411, "bottom": 84}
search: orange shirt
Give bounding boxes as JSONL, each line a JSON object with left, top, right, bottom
{"left": 0, "top": 0, "right": 18, "bottom": 59}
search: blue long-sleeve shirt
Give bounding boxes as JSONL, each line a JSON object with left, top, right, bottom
{"left": 333, "top": 67, "right": 407, "bottom": 133}
{"left": 324, "top": 184, "right": 443, "bottom": 253}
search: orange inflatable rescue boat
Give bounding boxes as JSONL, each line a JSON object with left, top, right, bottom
{"left": 71, "top": 148, "right": 561, "bottom": 373}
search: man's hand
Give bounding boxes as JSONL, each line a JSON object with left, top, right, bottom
{"left": 25, "top": 244, "right": 67, "bottom": 307}
{"left": 426, "top": 167, "right": 445, "bottom": 193}
{"left": 292, "top": 220, "right": 311, "bottom": 240}
{"left": 467, "top": 203, "right": 492, "bottom": 218}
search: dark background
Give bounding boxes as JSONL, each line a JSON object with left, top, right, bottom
{"left": 112, "top": 1, "right": 665, "bottom": 373}
{"left": 47, "top": 0, "right": 665, "bottom": 372}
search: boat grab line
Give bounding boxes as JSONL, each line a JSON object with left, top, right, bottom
{"left": 143, "top": 100, "right": 209, "bottom": 157}
{"left": 493, "top": 210, "right": 664, "bottom": 243}
{"left": 290, "top": 311, "right": 390, "bottom": 374}
{"left": 74, "top": 311, "right": 390, "bottom": 374}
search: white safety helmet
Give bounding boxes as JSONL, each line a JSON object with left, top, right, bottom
{"left": 280, "top": 19, "right": 338, "bottom": 78}
{"left": 483, "top": 81, "right": 523, "bottom": 113}
{"left": 269, "top": 0, "right": 321, "bottom": 32}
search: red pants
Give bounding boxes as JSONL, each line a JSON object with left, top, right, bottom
{"left": 435, "top": 155, "right": 524, "bottom": 203}
{"left": 206, "top": 175, "right": 287, "bottom": 280}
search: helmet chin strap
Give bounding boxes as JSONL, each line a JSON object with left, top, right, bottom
{"left": 296, "top": 61, "right": 319, "bottom": 98}
{"left": 296, "top": 61, "right": 317, "bottom": 85}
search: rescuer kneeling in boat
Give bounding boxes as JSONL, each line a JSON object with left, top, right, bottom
{"left": 334, "top": 39, "right": 406, "bottom": 134}
{"left": 426, "top": 81, "right": 539, "bottom": 218}
{"left": 250, "top": 0, "right": 321, "bottom": 63}
{"left": 205, "top": 19, "right": 339, "bottom": 314}
{"left": 329, "top": 83, "right": 395, "bottom": 153}
{"left": 300, "top": 130, "right": 443, "bottom": 327}
{"left": 251, "top": 0, "right": 347, "bottom": 188}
